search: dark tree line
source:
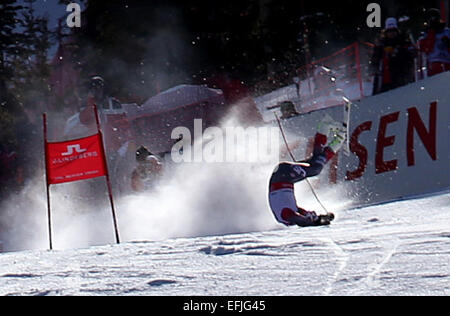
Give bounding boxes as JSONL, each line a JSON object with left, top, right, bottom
{"left": 0, "top": 0, "right": 52, "bottom": 196}
{"left": 67, "top": 0, "right": 439, "bottom": 99}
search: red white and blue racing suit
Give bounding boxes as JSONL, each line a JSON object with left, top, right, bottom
{"left": 268, "top": 133, "right": 335, "bottom": 227}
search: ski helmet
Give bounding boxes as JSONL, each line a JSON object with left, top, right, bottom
{"left": 146, "top": 155, "right": 162, "bottom": 165}
{"left": 385, "top": 17, "right": 398, "bottom": 30}
{"left": 90, "top": 76, "right": 105, "bottom": 89}
{"left": 136, "top": 145, "right": 151, "bottom": 162}
{"left": 427, "top": 8, "right": 442, "bottom": 25}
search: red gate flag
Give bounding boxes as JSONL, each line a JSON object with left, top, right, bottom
{"left": 43, "top": 107, "right": 120, "bottom": 250}
{"left": 45, "top": 133, "right": 107, "bottom": 185}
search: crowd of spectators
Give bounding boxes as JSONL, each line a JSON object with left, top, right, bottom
{"left": 372, "top": 9, "right": 450, "bottom": 95}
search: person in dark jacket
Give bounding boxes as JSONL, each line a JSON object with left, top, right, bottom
{"left": 418, "top": 8, "right": 450, "bottom": 77}
{"left": 371, "top": 18, "right": 416, "bottom": 95}
{"left": 79, "top": 75, "right": 106, "bottom": 126}
{"left": 131, "top": 146, "right": 164, "bottom": 192}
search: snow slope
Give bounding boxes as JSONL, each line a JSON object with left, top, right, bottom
{"left": 1, "top": 191, "right": 449, "bottom": 296}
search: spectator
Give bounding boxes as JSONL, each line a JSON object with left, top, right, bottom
{"left": 418, "top": 8, "right": 450, "bottom": 77}
{"left": 131, "top": 146, "right": 164, "bottom": 192}
{"left": 79, "top": 75, "right": 106, "bottom": 126}
{"left": 371, "top": 17, "right": 416, "bottom": 95}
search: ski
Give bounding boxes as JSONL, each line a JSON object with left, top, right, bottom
{"left": 317, "top": 212, "right": 335, "bottom": 226}
{"left": 342, "top": 97, "right": 352, "bottom": 156}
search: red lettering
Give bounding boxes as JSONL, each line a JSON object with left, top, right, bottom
{"left": 346, "top": 121, "right": 372, "bottom": 181}
{"left": 329, "top": 153, "right": 338, "bottom": 184}
{"left": 375, "top": 112, "right": 400, "bottom": 174}
{"left": 407, "top": 102, "right": 437, "bottom": 166}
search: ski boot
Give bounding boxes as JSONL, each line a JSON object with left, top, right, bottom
{"left": 317, "top": 114, "right": 342, "bottom": 139}
{"left": 326, "top": 127, "right": 347, "bottom": 154}
{"left": 314, "top": 213, "right": 335, "bottom": 226}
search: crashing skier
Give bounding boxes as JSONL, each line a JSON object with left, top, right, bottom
{"left": 268, "top": 116, "right": 347, "bottom": 227}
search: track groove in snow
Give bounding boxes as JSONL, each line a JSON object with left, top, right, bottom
{"left": 322, "top": 237, "right": 349, "bottom": 296}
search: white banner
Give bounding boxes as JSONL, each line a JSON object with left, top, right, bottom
{"left": 279, "top": 72, "right": 450, "bottom": 207}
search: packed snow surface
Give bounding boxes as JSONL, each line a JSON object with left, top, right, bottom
{"left": 0, "top": 191, "right": 449, "bottom": 296}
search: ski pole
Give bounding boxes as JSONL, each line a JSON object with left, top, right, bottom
{"left": 274, "top": 113, "right": 329, "bottom": 213}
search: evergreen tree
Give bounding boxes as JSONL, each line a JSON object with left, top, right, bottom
{"left": 0, "top": 0, "right": 24, "bottom": 151}
{"left": 0, "top": 1, "right": 23, "bottom": 111}
{"left": 11, "top": 0, "right": 52, "bottom": 113}
{"left": 0, "top": 0, "right": 53, "bottom": 192}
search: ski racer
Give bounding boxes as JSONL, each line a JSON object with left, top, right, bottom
{"left": 268, "top": 117, "right": 346, "bottom": 227}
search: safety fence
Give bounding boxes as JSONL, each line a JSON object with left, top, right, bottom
{"left": 254, "top": 42, "right": 375, "bottom": 121}
{"left": 295, "top": 42, "right": 375, "bottom": 113}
